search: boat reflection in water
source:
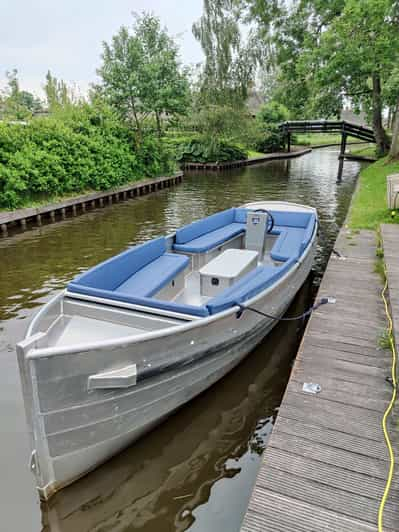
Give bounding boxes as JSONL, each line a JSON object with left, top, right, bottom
{"left": 40, "top": 279, "right": 313, "bottom": 532}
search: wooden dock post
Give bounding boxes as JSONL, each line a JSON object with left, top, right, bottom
{"left": 337, "top": 131, "right": 347, "bottom": 181}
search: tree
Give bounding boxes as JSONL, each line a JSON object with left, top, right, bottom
{"left": 192, "top": 0, "right": 257, "bottom": 106}
{"left": 244, "top": 0, "right": 399, "bottom": 155}
{"left": 44, "top": 71, "right": 72, "bottom": 111}
{"left": 307, "top": 0, "right": 398, "bottom": 155}
{"left": 97, "top": 13, "right": 189, "bottom": 137}
{"left": 385, "top": 67, "right": 399, "bottom": 159}
{"left": 0, "top": 69, "right": 43, "bottom": 119}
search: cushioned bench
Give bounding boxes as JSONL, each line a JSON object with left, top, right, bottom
{"left": 68, "top": 236, "right": 190, "bottom": 302}
{"left": 173, "top": 208, "right": 247, "bottom": 254}
{"left": 270, "top": 213, "right": 316, "bottom": 262}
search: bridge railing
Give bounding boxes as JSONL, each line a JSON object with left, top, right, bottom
{"left": 279, "top": 120, "right": 375, "bottom": 143}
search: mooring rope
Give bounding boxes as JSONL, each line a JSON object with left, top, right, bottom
{"left": 235, "top": 296, "right": 336, "bottom": 321}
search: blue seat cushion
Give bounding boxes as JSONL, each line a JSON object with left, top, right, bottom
{"left": 270, "top": 213, "right": 316, "bottom": 262}
{"left": 173, "top": 223, "right": 245, "bottom": 253}
{"left": 175, "top": 208, "right": 236, "bottom": 245}
{"left": 269, "top": 210, "right": 312, "bottom": 228}
{"left": 206, "top": 258, "right": 297, "bottom": 315}
{"left": 71, "top": 237, "right": 167, "bottom": 291}
{"left": 116, "top": 253, "right": 189, "bottom": 297}
{"left": 67, "top": 284, "right": 210, "bottom": 317}
{"left": 270, "top": 228, "right": 305, "bottom": 262}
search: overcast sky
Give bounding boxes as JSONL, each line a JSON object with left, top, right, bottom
{"left": 1, "top": 0, "right": 204, "bottom": 97}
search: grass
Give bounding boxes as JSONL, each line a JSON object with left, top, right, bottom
{"left": 348, "top": 144, "right": 377, "bottom": 158}
{"left": 247, "top": 149, "right": 267, "bottom": 158}
{"left": 293, "top": 133, "right": 342, "bottom": 146}
{"left": 348, "top": 156, "right": 399, "bottom": 229}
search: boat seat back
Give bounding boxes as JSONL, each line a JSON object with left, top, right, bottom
{"left": 70, "top": 237, "right": 167, "bottom": 291}
{"left": 173, "top": 208, "right": 248, "bottom": 254}
{"left": 175, "top": 208, "right": 237, "bottom": 244}
{"left": 173, "top": 223, "right": 245, "bottom": 254}
{"left": 268, "top": 210, "right": 313, "bottom": 228}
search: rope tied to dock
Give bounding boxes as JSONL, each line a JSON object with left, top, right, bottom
{"left": 235, "top": 296, "right": 336, "bottom": 321}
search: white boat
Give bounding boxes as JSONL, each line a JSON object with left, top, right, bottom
{"left": 16, "top": 200, "right": 317, "bottom": 500}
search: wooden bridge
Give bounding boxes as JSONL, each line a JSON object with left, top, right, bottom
{"left": 279, "top": 120, "right": 375, "bottom": 152}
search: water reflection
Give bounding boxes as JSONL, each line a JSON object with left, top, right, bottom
{"left": 0, "top": 148, "right": 362, "bottom": 531}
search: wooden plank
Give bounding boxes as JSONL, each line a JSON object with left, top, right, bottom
{"left": 274, "top": 417, "right": 389, "bottom": 461}
{"left": 243, "top": 488, "right": 377, "bottom": 532}
{"left": 241, "top": 229, "right": 399, "bottom": 531}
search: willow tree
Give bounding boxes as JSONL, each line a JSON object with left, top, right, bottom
{"left": 192, "top": 0, "right": 257, "bottom": 106}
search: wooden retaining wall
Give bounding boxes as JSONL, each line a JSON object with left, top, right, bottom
{"left": 181, "top": 148, "right": 312, "bottom": 171}
{"left": 0, "top": 172, "right": 183, "bottom": 236}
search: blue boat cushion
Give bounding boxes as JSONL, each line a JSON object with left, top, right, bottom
{"left": 72, "top": 237, "right": 167, "bottom": 291}
{"left": 175, "top": 208, "right": 236, "bottom": 244}
{"left": 174, "top": 223, "right": 245, "bottom": 253}
{"left": 68, "top": 209, "right": 316, "bottom": 317}
{"left": 206, "top": 258, "right": 297, "bottom": 315}
{"left": 116, "top": 253, "right": 189, "bottom": 297}
{"left": 270, "top": 213, "right": 315, "bottom": 262}
{"left": 269, "top": 211, "right": 313, "bottom": 228}
{"left": 68, "top": 236, "right": 196, "bottom": 313}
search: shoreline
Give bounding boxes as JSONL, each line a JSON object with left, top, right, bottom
{"left": 181, "top": 147, "right": 312, "bottom": 171}
{"left": 0, "top": 172, "right": 183, "bottom": 236}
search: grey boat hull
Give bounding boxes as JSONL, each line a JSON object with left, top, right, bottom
{"left": 16, "top": 201, "right": 317, "bottom": 499}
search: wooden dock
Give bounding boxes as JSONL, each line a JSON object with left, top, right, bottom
{"left": 0, "top": 172, "right": 183, "bottom": 236}
{"left": 241, "top": 228, "right": 399, "bottom": 531}
{"left": 181, "top": 148, "right": 311, "bottom": 171}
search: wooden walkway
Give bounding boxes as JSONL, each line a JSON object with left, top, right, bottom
{"left": 241, "top": 228, "right": 399, "bottom": 531}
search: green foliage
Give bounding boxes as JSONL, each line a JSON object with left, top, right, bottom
{"left": 0, "top": 103, "right": 174, "bottom": 209}
{"left": 252, "top": 101, "right": 289, "bottom": 152}
{"left": 257, "top": 101, "right": 289, "bottom": 125}
{"left": 254, "top": 125, "right": 285, "bottom": 153}
{"left": 97, "top": 13, "right": 189, "bottom": 136}
{"left": 348, "top": 157, "right": 399, "bottom": 229}
{"left": 192, "top": 0, "right": 257, "bottom": 106}
{"left": 176, "top": 138, "right": 247, "bottom": 163}
{"left": 0, "top": 69, "right": 43, "bottom": 120}
{"left": 44, "top": 71, "right": 74, "bottom": 111}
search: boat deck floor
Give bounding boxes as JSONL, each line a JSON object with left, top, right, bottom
{"left": 241, "top": 229, "right": 399, "bottom": 531}
{"left": 53, "top": 315, "right": 144, "bottom": 347}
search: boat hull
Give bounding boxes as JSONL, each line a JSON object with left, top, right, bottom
{"left": 17, "top": 207, "right": 317, "bottom": 499}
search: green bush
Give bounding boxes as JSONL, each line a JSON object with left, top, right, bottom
{"left": 176, "top": 138, "right": 247, "bottom": 163}
{"left": 254, "top": 124, "right": 286, "bottom": 153}
{"left": 0, "top": 104, "right": 175, "bottom": 209}
{"left": 257, "top": 101, "right": 290, "bottom": 125}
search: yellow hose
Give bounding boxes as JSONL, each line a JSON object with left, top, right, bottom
{"left": 378, "top": 267, "right": 397, "bottom": 532}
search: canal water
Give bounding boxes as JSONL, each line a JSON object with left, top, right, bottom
{"left": 0, "top": 148, "right": 362, "bottom": 532}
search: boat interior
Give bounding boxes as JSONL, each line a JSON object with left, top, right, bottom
{"left": 31, "top": 206, "right": 316, "bottom": 349}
